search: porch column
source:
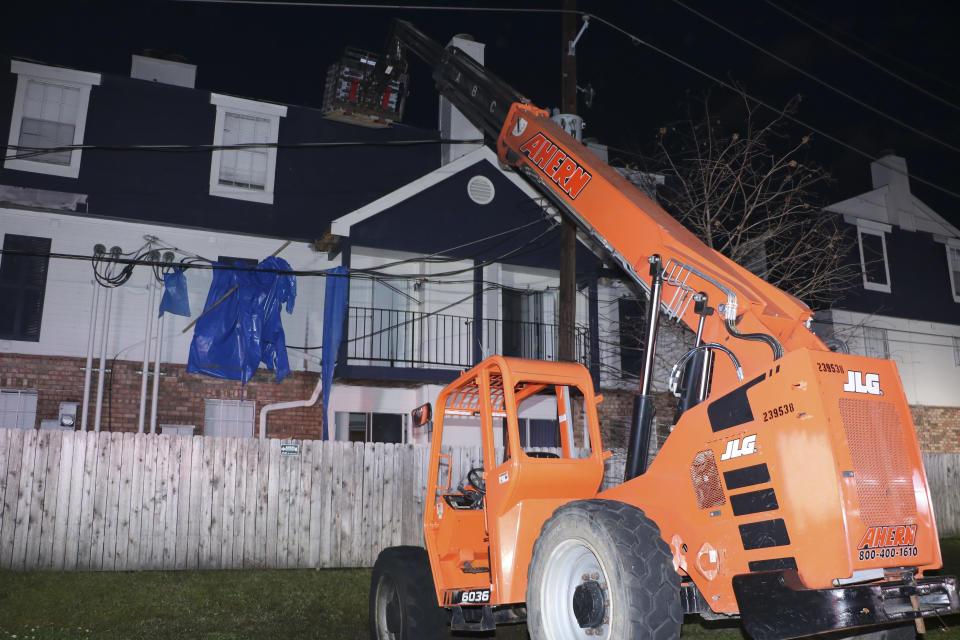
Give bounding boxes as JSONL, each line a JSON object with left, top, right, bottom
{"left": 588, "top": 272, "right": 601, "bottom": 389}
{"left": 473, "top": 260, "right": 484, "bottom": 365}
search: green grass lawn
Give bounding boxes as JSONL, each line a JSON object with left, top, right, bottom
{"left": 1, "top": 538, "right": 957, "bottom": 639}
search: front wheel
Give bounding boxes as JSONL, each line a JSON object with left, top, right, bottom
{"left": 526, "top": 499, "right": 682, "bottom": 640}
{"left": 369, "top": 546, "right": 449, "bottom": 640}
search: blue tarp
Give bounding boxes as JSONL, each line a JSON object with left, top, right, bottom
{"left": 321, "top": 266, "right": 349, "bottom": 440}
{"left": 187, "top": 257, "right": 296, "bottom": 384}
{"left": 158, "top": 268, "right": 191, "bottom": 317}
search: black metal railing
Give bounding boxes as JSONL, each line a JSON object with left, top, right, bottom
{"left": 345, "top": 306, "right": 589, "bottom": 369}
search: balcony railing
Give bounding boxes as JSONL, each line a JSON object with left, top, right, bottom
{"left": 345, "top": 306, "right": 589, "bottom": 369}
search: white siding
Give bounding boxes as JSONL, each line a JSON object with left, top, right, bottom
{"left": 829, "top": 309, "right": 960, "bottom": 407}
{"left": 0, "top": 206, "right": 333, "bottom": 372}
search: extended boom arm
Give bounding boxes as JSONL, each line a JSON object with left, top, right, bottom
{"left": 384, "top": 20, "right": 828, "bottom": 389}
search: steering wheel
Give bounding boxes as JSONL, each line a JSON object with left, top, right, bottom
{"left": 467, "top": 467, "right": 486, "bottom": 495}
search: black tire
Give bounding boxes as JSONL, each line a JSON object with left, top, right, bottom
{"left": 369, "top": 546, "right": 449, "bottom": 640}
{"left": 526, "top": 499, "right": 682, "bottom": 640}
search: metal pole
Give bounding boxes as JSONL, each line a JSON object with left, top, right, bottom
{"left": 93, "top": 285, "right": 113, "bottom": 433}
{"left": 150, "top": 312, "right": 164, "bottom": 434}
{"left": 639, "top": 256, "right": 663, "bottom": 397}
{"left": 80, "top": 281, "right": 100, "bottom": 432}
{"left": 625, "top": 255, "right": 663, "bottom": 481}
{"left": 137, "top": 278, "right": 157, "bottom": 434}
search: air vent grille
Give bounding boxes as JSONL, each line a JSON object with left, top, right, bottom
{"left": 467, "top": 175, "right": 495, "bottom": 205}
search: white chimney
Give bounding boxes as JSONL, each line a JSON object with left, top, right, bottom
{"left": 131, "top": 54, "right": 196, "bottom": 89}
{"left": 440, "top": 35, "right": 485, "bottom": 166}
{"left": 870, "top": 154, "right": 915, "bottom": 231}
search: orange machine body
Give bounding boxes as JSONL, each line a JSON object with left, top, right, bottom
{"left": 424, "top": 351, "right": 942, "bottom": 614}
{"left": 374, "top": 21, "right": 953, "bottom": 630}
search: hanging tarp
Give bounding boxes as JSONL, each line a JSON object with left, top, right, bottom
{"left": 187, "top": 257, "right": 296, "bottom": 384}
{"left": 158, "top": 268, "right": 191, "bottom": 317}
{"left": 321, "top": 266, "right": 349, "bottom": 440}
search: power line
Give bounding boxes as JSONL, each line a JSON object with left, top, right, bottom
{"left": 668, "top": 0, "right": 960, "bottom": 156}
{"left": 759, "top": 0, "right": 960, "bottom": 113}
{"left": 764, "top": 0, "right": 960, "bottom": 96}
{"left": 582, "top": 13, "right": 960, "bottom": 203}
{"left": 4, "top": 137, "right": 483, "bottom": 161}
{"left": 13, "top": 1, "right": 960, "bottom": 203}
{"left": 173, "top": 0, "right": 577, "bottom": 15}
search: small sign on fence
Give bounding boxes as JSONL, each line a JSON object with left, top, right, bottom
{"left": 280, "top": 443, "right": 300, "bottom": 456}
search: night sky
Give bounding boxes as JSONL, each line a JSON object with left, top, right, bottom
{"left": 4, "top": 0, "right": 959, "bottom": 226}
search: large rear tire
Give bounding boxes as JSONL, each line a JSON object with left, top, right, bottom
{"left": 526, "top": 499, "right": 682, "bottom": 640}
{"left": 369, "top": 546, "right": 449, "bottom": 640}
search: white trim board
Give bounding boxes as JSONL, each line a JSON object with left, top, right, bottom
{"left": 331, "top": 147, "right": 558, "bottom": 237}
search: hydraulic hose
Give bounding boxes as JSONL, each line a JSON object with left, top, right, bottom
{"left": 725, "top": 318, "right": 784, "bottom": 360}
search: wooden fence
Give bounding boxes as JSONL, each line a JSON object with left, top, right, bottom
{"left": 923, "top": 453, "right": 960, "bottom": 538}
{"left": 0, "top": 430, "right": 955, "bottom": 572}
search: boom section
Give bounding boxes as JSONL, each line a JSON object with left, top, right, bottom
{"left": 387, "top": 20, "right": 827, "bottom": 385}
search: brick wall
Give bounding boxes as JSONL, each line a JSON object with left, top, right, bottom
{"left": 591, "top": 384, "right": 960, "bottom": 455}
{"left": 592, "top": 388, "right": 677, "bottom": 451}
{"left": 3, "top": 352, "right": 957, "bottom": 452}
{"left": 911, "top": 405, "right": 960, "bottom": 454}
{"left": 0, "top": 353, "right": 324, "bottom": 439}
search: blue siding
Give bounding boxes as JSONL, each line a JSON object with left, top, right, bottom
{"left": 0, "top": 59, "right": 439, "bottom": 240}
{"left": 838, "top": 227, "right": 960, "bottom": 325}
{"left": 350, "top": 159, "right": 602, "bottom": 273}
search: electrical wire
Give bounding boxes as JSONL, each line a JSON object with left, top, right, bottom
{"left": 170, "top": 0, "right": 960, "bottom": 202}
{"left": 3, "top": 137, "right": 484, "bottom": 161}
{"left": 667, "top": 0, "right": 960, "bottom": 156}
{"left": 582, "top": 13, "right": 960, "bottom": 202}
{"left": 759, "top": 0, "right": 960, "bottom": 113}
{"left": 763, "top": 0, "right": 960, "bottom": 96}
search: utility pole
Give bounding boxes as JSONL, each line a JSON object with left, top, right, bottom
{"left": 558, "top": 0, "right": 578, "bottom": 362}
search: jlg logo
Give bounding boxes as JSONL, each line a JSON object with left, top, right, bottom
{"left": 720, "top": 435, "right": 757, "bottom": 461}
{"left": 843, "top": 371, "right": 882, "bottom": 395}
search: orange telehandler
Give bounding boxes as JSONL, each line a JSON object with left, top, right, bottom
{"left": 367, "top": 20, "right": 959, "bottom": 640}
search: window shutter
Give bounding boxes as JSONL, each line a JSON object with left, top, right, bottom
{"left": 0, "top": 234, "right": 51, "bottom": 341}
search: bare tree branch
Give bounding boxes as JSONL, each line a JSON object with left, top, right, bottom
{"left": 644, "top": 86, "right": 858, "bottom": 309}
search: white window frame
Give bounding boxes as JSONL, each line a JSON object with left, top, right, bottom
{"left": 204, "top": 398, "right": 255, "bottom": 438}
{"left": 856, "top": 220, "right": 892, "bottom": 293}
{"left": 945, "top": 240, "right": 960, "bottom": 304}
{"left": 4, "top": 61, "right": 101, "bottom": 178}
{"left": 863, "top": 326, "right": 890, "bottom": 360}
{"left": 209, "top": 93, "right": 287, "bottom": 204}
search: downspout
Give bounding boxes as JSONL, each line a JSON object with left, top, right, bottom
{"left": 258, "top": 375, "right": 322, "bottom": 439}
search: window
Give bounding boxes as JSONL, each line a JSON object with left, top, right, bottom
{"left": 5, "top": 61, "right": 101, "bottom": 178}
{"left": 502, "top": 288, "right": 547, "bottom": 358}
{"left": 857, "top": 222, "right": 892, "bottom": 293}
{"left": 864, "top": 326, "right": 890, "bottom": 359}
{"left": 947, "top": 245, "right": 960, "bottom": 303}
{"left": 954, "top": 337, "right": 960, "bottom": 367}
{"left": 209, "top": 93, "right": 286, "bottom": 204}
{"left": 334, "top": 411, "right": 405, "bottom": 443}
{"left": 0, "top": 389, "right": 38, "bottom": 429}
{"left": 204, "top": 399, "right": 255, "bottom": 437}
{"left": 618, "top": 296, "right": 645, "bottom": 380}
{"left": 0, "top": 234, "right": 52, "bottom": 342}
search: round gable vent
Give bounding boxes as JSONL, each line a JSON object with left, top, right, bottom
{"left": 467, "top": 175, "right": 495, "bottom": 205}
